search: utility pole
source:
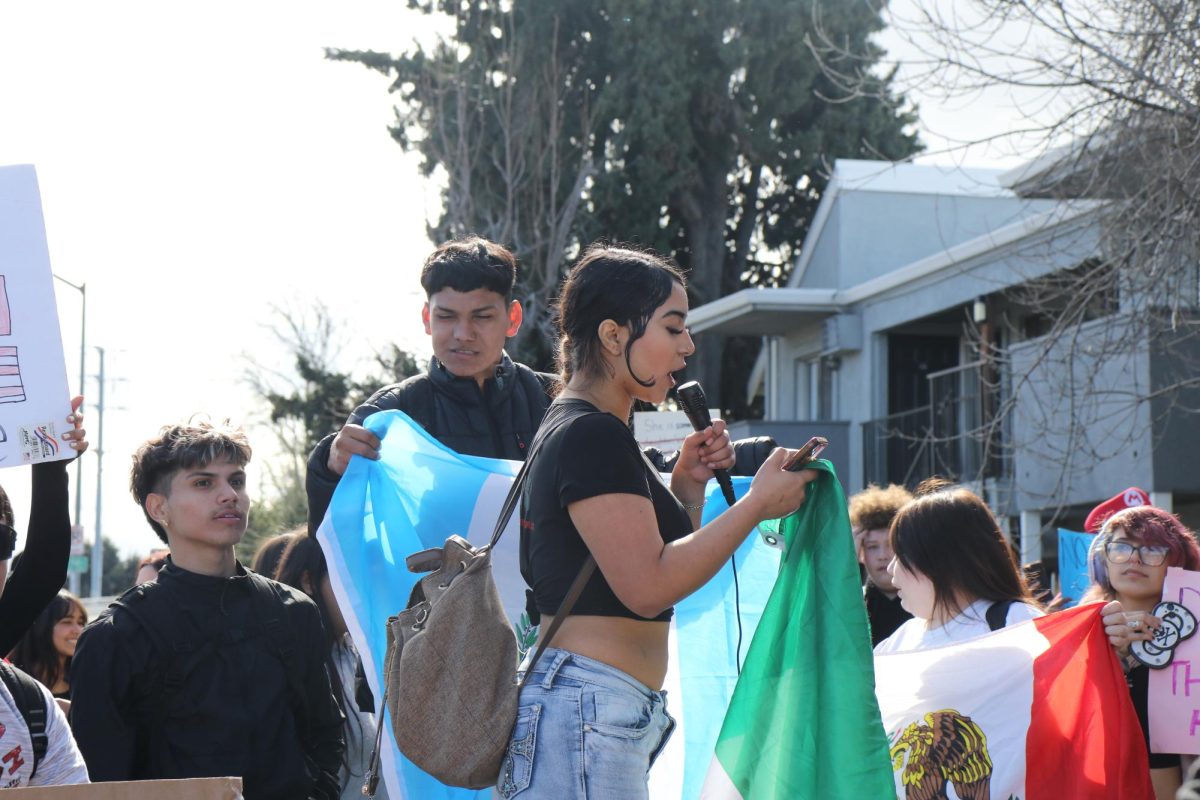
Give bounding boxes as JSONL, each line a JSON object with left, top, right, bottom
{"left": 89, "top": 346, "right": 105, "bottom": 598}
{"left": 52, "top": 275, "right": 85, "bottom": 595}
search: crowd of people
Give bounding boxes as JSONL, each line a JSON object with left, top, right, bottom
{"left": 851, "top": 479, "right": 1200, "bottom": 800}
{"left": 0, "top": 236, "right": 1195, "bottom": 798}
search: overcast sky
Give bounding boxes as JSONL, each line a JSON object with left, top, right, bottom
{"left": 0, "top": 1, "right": 1031, "bottom": 569}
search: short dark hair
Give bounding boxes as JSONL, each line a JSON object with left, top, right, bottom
{"left": 890, "top": 483, "right": 1035, "bottom": 621}
{"left": 420, "top": 237, "right": 517, "bottom": 299}
{"left": 848, "top": 483, "right": 913, "bottom": 531}
{"left": 130, "top": 421, "right": 252, "bottom": 544}
{"left": 555, "top": 244, "right": 686, "bottom": 387}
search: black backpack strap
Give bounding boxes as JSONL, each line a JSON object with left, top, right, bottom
{"left": 986, "top": 600, "right": 1015, "bottom": 632}
{"left": 0, "top": 662, "right": 47, "bottom": 779}
{"left": 110, "top": 583, "right": 194, "bottom": 737}
{"left": 515, "top": 409, "right": 609, "bottom": 682}
{"left": 244, "top": 573, "right": 306, "bottom": 712}
{"left": 516, "top": 556, "right": 595, "bottom": 689}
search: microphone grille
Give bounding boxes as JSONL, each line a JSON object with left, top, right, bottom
{"left": 675, "top": 380, "right": 705, "bottom": 414}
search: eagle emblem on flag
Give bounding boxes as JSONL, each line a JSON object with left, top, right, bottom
{"left": 890, "top": 709, "right": 993, "bottom": 800}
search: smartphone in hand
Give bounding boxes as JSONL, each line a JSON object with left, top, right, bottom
{"left": 759, "top": 436, "right": 829, "bottom": 550}
{"left": 782, "top": 436, "right": 828, "bottom": 472}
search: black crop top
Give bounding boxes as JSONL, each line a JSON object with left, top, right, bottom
{"left": 519, "top": 398, "right": 694, "bottom": 622}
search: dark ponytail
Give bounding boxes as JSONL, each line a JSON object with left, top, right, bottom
{"left": 555, "top": 244, "right": 686, "bottom": 386}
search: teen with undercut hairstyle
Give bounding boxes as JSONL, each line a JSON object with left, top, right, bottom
{"left": 70, "top": 421, "right": 344, "bottom": 799}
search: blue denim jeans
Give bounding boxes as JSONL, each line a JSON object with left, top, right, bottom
{"left": 495, "top": 647, "right": 676, "bottom": 799}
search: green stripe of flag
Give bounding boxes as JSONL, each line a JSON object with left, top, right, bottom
{"left": 704, "top": 460, "right": 895, "bottom": 799}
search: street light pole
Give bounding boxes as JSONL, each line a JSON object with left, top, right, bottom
{"left": 52, "top": 275, "right": 86, "bottom": 595}
{"left": 90, "top": 346, "right": 105, "bottom": 599}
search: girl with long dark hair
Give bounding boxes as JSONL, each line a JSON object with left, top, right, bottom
{"left": 874, "top": 482, "right": 1042, "bottom": 653}
{"left": 501, "top": 244, "right": 814, "bottom": 798}
{"left": 273, "top": 532, "right": 387, "bottom": 800}
{"left": 9, "top": 589, "right": 88, "bottom": 698}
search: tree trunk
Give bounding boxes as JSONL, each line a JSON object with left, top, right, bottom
{"left": 678, "top": 166, "right": 732, "bottom": 411}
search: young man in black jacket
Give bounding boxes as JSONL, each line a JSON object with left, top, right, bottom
{"left": 70, "top": 422, "right": 344, "bottom": 799}
{"left": 306, "top": 237, "right": 778, "bottom": 531}
{"left": 306, "top": 237, "right": 554, "bottom": 530}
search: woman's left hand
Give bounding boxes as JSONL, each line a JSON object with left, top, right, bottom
{"left": 674, "top": 420, "right": 735, "bottom": 488}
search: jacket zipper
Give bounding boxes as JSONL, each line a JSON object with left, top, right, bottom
{"left": 479, "top": 382, "right": 505, "bottom": 456}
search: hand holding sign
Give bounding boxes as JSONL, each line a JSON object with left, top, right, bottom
{"left": 1133, "top": 602, "right": 1198, "bottom": 668}
{"left": 1102, "top": 601, "right": 1160, "bottom": 653}
{"left": 62, "top": 395, "right": 87, "bottom": 455}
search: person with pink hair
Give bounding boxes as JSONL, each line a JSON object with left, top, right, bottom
{"left": 1081, "top": 506, "right": 1200, "bottom": 800}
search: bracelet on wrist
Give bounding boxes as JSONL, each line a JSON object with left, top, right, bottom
{"left": 681, "top": 499, "right": 706, "bottom": 511}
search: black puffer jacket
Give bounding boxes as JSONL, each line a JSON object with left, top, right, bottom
{"left": 306, "top": 352, "right": 778, "bottom": 531}
{"left": 306, "top": 353, "right": 556, "bottom": 531}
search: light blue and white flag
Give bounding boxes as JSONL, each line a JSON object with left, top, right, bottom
{"left": 316, "top": 410, "right": 779, "bottom": 800}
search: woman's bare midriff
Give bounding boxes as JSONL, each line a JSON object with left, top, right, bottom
{"left": 536, "top": 614, "right": 670, "bottom": 690}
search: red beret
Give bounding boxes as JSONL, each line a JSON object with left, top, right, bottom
{"left": 1084, "top": 487, "right": 1150, "bottom": 533}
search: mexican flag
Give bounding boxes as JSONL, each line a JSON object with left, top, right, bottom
{"left": 701, "top": 461, "right": 896, "bottom": 799}
{"left": 875, "top": 603, "right": 1154, "bottom": 800}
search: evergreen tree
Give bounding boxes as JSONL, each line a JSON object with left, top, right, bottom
{"left": 331, "top": 0, "right": 920, "bottom": 414}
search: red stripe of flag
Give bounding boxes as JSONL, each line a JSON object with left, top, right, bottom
{"left": 1027, "top": 603, "right": 1154, "bottom": 799}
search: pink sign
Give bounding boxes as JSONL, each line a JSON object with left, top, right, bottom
{"left": 1149, "top": 567, "right": 1200, "bottom": 754}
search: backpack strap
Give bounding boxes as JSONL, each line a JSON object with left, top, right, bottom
{"left": 986, "top": 600, "right": 1015, "bottom": 632}
{"left": 513, "top": 410, "right": 609, "bottom": 684}
{"left": 516, "top": 557, "right": 595, "bottom": 689}
{"left": 0, "top": 662, "right": 47, "bottom": 779}
{"left": 243, "top": 573, "right": 305, "bottom": 701}
{"left": 111, "top": 582, "right": 193, "bottom": 741}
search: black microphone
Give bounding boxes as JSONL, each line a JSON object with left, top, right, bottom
{"left": 675, "top": 380, "right": 737, "bottom": 507}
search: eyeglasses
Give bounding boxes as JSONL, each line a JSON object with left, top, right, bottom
{"left": 1104, "top": 541, "right": 1170, "bottom": 567}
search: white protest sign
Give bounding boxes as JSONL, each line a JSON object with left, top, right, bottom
{"left": 633, "top": 409, "right": 719, "bottom": 452}
{"left": 0, "top": 165, "right": 73, "bottom": 467}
